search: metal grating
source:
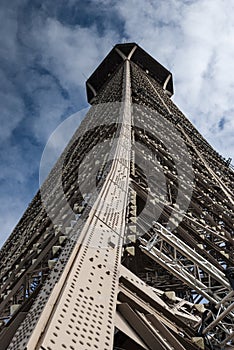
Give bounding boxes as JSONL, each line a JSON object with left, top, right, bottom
{"left": 0, "top": 43, "right": 233, "bottom": 350}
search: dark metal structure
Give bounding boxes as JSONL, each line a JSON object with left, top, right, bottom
{"left": 0, "top": 43, "right": 233, "bottom": 350}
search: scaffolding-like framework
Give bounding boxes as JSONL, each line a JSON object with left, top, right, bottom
{"left": 0, "top": 43, "right": 233, "bottom": 350}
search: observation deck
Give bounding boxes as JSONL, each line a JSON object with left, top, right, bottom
{"left": 86, "top": 42, "right": 173, "bottom": 103}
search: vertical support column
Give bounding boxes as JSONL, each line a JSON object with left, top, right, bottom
{"left": 24, "top": 60, "right": 132, "bottom": 350}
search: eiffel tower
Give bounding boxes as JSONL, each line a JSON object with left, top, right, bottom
{"left": 0, "top": 43, "right": 233, "bottom": 350}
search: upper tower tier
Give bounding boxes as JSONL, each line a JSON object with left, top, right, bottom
{"left": 86, "top": 42, "right": 173, "bottom": 103}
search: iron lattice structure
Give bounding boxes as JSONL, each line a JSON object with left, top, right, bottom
{"left": 0, "top": 43, "right": 233, "bottom": 350}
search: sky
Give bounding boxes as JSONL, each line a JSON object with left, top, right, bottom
{"left": 0, "top": 0, "right": 234, "bottom": 247}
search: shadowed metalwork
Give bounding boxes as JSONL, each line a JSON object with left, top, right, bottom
{"left": 0, "top": 43, "right": 233, "bottom": 350}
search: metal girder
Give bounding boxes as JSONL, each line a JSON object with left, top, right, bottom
{"left": 139, "top": 222, "right": 234, "bottom": 347}
{"left": 118, "top": 265, "right": 202, "bottom": 350}
{"left": 115, "top": 311, "right": 149, "bottom": 349}
{"left": 117, "top": 303, "right": 176, "bottom": 350}
{"left": 1, "top": 43, "right": 233, "bottom": 350}
{"left": 140, "top": 222, "right": 230, "bottom": 298}
{"left": 9, "top": 59, "right": 132, "bottom": 350}
{"left": 119, "top": 265, "right": 201, "bottom": 329}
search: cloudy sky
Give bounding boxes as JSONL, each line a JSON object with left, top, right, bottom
{"left": 0, "top": 0, "right": 233, "bottom": 247}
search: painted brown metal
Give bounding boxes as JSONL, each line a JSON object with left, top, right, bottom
{"left": 0, "top": 43, "right": 233, "bottom": 350}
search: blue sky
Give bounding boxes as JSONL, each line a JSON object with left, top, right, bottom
{"left": 0, "top": 0, "right": 234, "bottom": 247}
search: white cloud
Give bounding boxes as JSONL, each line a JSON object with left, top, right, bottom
{"left": 32, "top": 17, "right": 118, "bottom": 89}
{"left": 0, "top": 89, "right": 24, "bottom": 142}
{"left": 0, "top": 3, "right": 20, "bottom": 63}
{"left": 39, "top": 108, "right": 88, "bottom": 184}
{"left": 30, "top": 74, "right": 71, "bottom": 142}
{"left": 115, "top": 0, "right": 234, "bottom": 159}
{"left": 22, "top": 15, "right": 121, "bottom": 144}
{"left": 0, "top": 0, "right": 234, "bottom": 247}
{"left": 0, "top": 197, "right": 26, "bottom": 247}
{"left": 0, "top": 66, "right": 25, "bottom": 142}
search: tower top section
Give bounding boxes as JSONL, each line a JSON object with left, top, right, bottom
{"left": 86, "top": 42, "right": 173, "bottom": 103}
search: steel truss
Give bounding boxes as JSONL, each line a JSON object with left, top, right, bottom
{"left": 140, "top": 222, "right": 234, "bottom": 348}
{"left": 0, "top": 43, "right": 233, "bottom": 350}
